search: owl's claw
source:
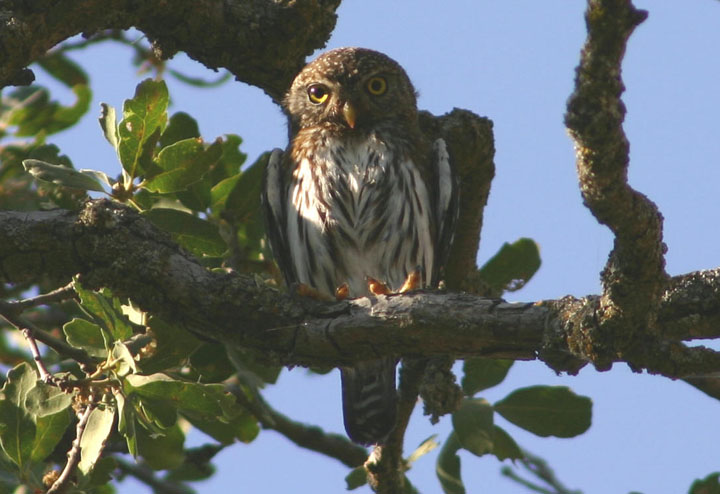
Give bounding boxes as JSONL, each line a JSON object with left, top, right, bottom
{"left": 335, "top": 283, "right": 350, "bottom": 300}
{"left": 367, "top": 270, "right": 422, "bottom": 296}
{"left": 367, "top": 277, "right": 392, "bottom": 296}
{"left": 399, "top": 270, "right": 422, "bottom": 293}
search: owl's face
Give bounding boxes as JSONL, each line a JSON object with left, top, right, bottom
{"left": 284, "top": 47, "right": 418, "bottom": 134}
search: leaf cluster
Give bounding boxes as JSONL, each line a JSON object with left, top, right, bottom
{"left": 1, "top": 67, "right": 277, "bottom": 493}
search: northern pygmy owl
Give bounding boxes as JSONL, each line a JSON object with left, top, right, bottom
{"left": 263, "top": 47, "right": 458, "bottom": 445}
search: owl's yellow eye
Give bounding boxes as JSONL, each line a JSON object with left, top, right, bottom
{"left": 366, "top": 76, "right": 387, "bottom": 96}
{"left": 307, "top": 84, "right": 329, "bottom": 104}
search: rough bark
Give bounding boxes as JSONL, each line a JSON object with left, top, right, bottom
{"left": 565, "top": 0, "right": 666, "bottom": 372}
{"left": 0, "top": 0, "right": 341, "bottom": 100}
{"left": 1, "top": 200, "right": 719, "bottom": 383}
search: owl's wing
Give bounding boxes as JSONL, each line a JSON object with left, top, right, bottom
{"left": 431, "top": 138, "right": 460, "bottom": 286}
{"left": 262, "top": 149, "right": 296, "bottom": 285}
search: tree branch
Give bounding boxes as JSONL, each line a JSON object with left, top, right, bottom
{"left": 227, "top": 380, "right": 368, "bottom": 468}
{"left": 0, "top": 300, "right": 98, "bottom": 371}
{"left": 47, "top": 402, "right": 95, "bottom": 494}
{"left": 0, "top": 0, "right": 341, "bottom": 100}
{"left": 419, "top": 110, "right": 495, "bottom": 293}
{"left": 1, "top": 200, "right": 719, "bottom": 382}
{"left": 565, "top": 0, "right": 666, "bottom": 371}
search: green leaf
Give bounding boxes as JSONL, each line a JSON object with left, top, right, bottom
{"left": 217, "top": 134, "right": 247, "bottom": 176}
{"left": 142, "top": 208, "right": 226, "bottom": 257}
{"left": 23, "top": 159, "right": 106, "bottom": 192}
{"left": 79, "top": 405, "right": 116, "bottom": 475}
{"left": 74, "top": 282, "right": 134, "bottom": 342}
{"left": 461, "top": 358, "right": 513, "bottom": 395}
{"left": 491, "top": 425, "right": 523, "bottom": 461}
{"left": 436, "top": 432, "right": 465, "bottom": 494}
{"left": 139, "top": 396, "right": 178, "bottom": 429}
{"left": 114, "top": 391, "right": 137, "bottom": 457}
{"left": 225, "top": 152, "right": 268, "bottom": 220}
{"left": 160, "top": 112, "right": 200, "bottom": 148}
{"left": 7, "top": 82, "right": 92, "bottom": 136}
{"left": 345, "top": 466, "right": 367, "bottom": 490}
{"left": 117, "top": 79, "right": 169, "bottom": 179}
{"left": 451, "top": 398, "right": 494, "bottom": 457}
{"left": 478, "top": 238, "right": 541, "bottom": 295}
{"left": 31, "top": 408, "right": 71, "bottom": 462}
{"left": 124, "top": 374, "right": 236, "bottom": 420}
{"left": 226, "top": 346, "right": 282, "bottom": 387}
{"left": 84, "top": 456, "right": 117, "bottom": 487}
{"left": 690, "top": 473, "right": 720, "bottom": 494}
{"left": 189, "top": 343, "right": 235, "bottom": 383}
{"left": 181, "top": 408, "right": 259, "bottom": 445}
{"left": 164, "top": 449, "right": 217, "bottom": 481}
{"left": 63, "top": 318, "right": 107, "bottom": 357}
{"left": 38, "top": 52, "right": 89, "bottom": 87}
{"left": 403, "top": 475, "right": 420, "bottom": 494}
{"left": 140, "top": 317, "right": 200, "bottom": 374}
{"left": 25, "top": 381, "right": 73, "bottom": 417}
{"left": 124, "top": 373, "right": 258, "bottom": 444}
{"left": 82, "top": 169, "right": 114, "bottom": 189}
{"left": 407, "top": 434, "right": 439, "bottom": 465}
{"left": 111, "top": 341, "right": 137, "bottom": 377}
{"left": 136, "top": 423, "right": 185, "bottom": 471}
{"left": 99, "top": 103, "right": 120, "bottom": 151}
{"left": 143, "top": 138, "right": 222, "bottom": 193}
{"left": 0, "top": 363, "right": 37, "bottom": 470}
{"left": 494, "top": 386, "right": 592, "bottom": 438}
{"left": 210, "top": 173, "right": 242, "bottom": 212}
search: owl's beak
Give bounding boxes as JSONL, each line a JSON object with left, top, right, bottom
{"left": 342, "top": 102, "right": 357, "bottom": 129}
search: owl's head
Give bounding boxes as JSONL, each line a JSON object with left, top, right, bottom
{"left": 284, "top": 47, "right": 418, "bottom": 134}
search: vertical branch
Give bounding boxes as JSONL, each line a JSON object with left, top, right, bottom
{"left": 22, "top": 328, "right": 55, "bottom": 383}
{"left": 46, "top": 402, "right": 96, "bottom": 494}
{"left": 565, "top": 0, "right": 667, "bottom": 369}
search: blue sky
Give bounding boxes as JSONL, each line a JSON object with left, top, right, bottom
{"left": 35, "top": 1, "right": 720, "bottom": 493}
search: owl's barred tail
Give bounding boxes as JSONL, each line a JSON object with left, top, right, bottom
{"left": 340, "top": 358, "right": 398, "bottom": 445}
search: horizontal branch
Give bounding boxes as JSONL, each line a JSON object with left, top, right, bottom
{"left": 0, "top": 0, "right": 340, "bottom": 99}
{"left": 1, "top": 200, "right": 719, "bottom": 382}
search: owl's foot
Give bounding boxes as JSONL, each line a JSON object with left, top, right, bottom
{"left": 295, "top": 283, "right": 333, "bottom": 301}
{"left": 367, "top": 277, "right": 391, "bottom": 296}
{"left": 335, "top": 283, "right": 350, "bottom": 300}
{"left": 366, "top": 270, "right": 422, "bottom": 296}
{"left": 398, "top": 269, "right": 422, "bottom": 293}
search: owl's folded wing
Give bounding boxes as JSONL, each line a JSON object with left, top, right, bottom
{"left": 431, "top": 138, "right": 460, "bottom": 287}
{"left": 261, "top": 148, "right": 296, "bottom": 285}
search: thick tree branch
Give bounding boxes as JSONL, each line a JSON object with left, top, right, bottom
{"left": 565, "top": 0, "right": 667, "bottom": 371}
{"left": 0, "top": 0, "right": 341, "bottom": 100}
{"left": 1, "top": 200, "right": 719, "bottom": 382}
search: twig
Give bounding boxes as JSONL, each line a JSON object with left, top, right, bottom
{"left": 501, "top": 449, "right": 582, "bottom": 494}
{"left": 47, "top": 402, "right": 96, "bottom": 494}
{"left": 22, "top": 328, "right": 54, "bottom": 383}
{"left": 11, "top": 281, "right": 76, "bottom": 311}
{"left": 0, "top": 301, "right": 97, "bottom": 371}
{"left": 227, "top": 380, "right": 368, "bottom": 468}
{"left": 501, "top": 468, "right": 555, "bottom": 494}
